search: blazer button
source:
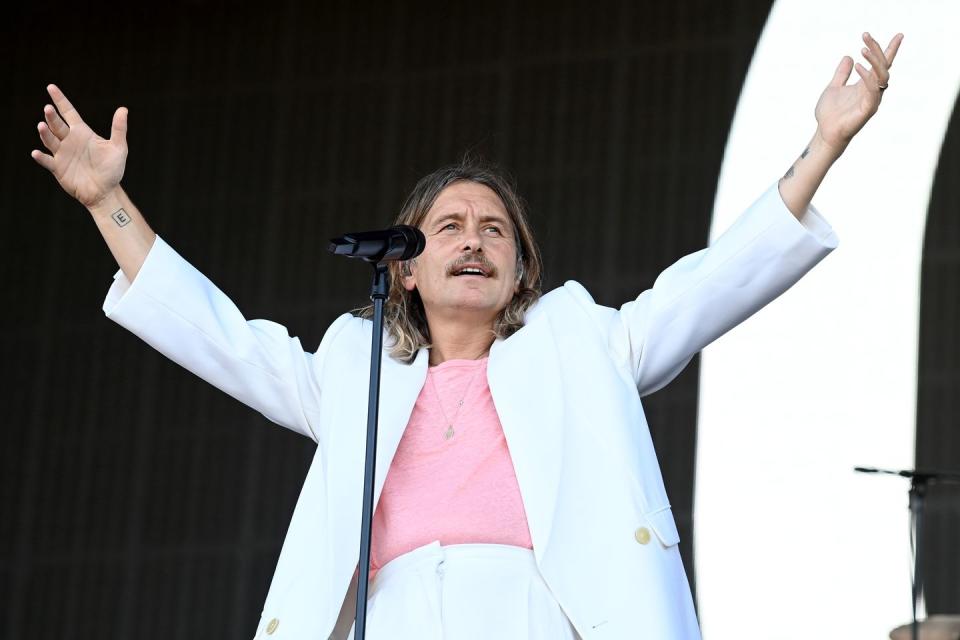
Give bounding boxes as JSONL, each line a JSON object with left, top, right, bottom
{"left": 266, "top": 618, "right": 280, "bottom": 635}
{"left": 634, "top": 527, "right": 651, "bottom": 545}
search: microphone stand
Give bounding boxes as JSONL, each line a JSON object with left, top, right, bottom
{"left": 354, "top": 261, "right": 389, "bottom": 640}
{"left": 327, "top": 225, "right": 424, "bottom": 640}
{"left": 854, "top": 466, "right": 960, "bottom": 640}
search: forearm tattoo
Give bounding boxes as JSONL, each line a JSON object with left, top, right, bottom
{"left": 780, "top": 146, "right": 810, "bottom": 183}
{"left": 111, "top": 208, "right": 131, "bottom": 227}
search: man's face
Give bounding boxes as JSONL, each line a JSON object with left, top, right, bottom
{"left": 403, "top": 181, "right": 519, "bottom": 324}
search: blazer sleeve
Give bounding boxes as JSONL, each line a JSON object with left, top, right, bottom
{"left": 102, "top": 235, "right": 352, "bottom": 442}
{"left": 614, "top": 182, "right": 838, "bottom": 397}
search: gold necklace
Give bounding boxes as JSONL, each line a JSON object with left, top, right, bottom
{"left": 428, "top": 361, "right": 485, "bottom": 440}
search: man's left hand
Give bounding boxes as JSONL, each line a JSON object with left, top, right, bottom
{"left": 813, "top": 32, "right": 904, "bottom": 154}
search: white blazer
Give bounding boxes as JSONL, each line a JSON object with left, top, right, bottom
{"left": 103, "top": 183, "right": 837, "bottom": 639}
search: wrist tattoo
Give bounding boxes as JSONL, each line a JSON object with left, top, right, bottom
{"left": 111, "top": 208, "right": 131, "bottom": 227}
{"left": 779, "top": 147, "right": 810, "bottom": 183}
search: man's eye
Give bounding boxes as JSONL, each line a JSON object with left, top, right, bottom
{"left": 443, "top": 223, "right": 457, "bottom": 231}
{"left": 485, "top": 226, "right": 502, "bottom": 234}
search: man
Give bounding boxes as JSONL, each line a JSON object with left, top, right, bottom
{"left": 32, "top": 32, "right": 902, "bottom": 639}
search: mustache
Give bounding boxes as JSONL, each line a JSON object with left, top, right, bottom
{"left": 447, "top": 253, "right": 496, "bottom": 277}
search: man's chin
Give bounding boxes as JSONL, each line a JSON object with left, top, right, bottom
{"left": 425, "top": 296, "right": 509, "bottom": 319}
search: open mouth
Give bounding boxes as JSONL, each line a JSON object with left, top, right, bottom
{"left": 450, "top": 265, "right": 491, "bottom": 277}
{"left": 453, "top": 267, "right": 487, "bottom": 278}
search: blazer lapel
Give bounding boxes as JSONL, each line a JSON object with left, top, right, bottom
{"left": 373, "top": 346, "right": 429, "bottom": 503}
{"left": 488, "top": 315, "right": 565, "bottom": 563}
{"left": 326, "top": 332, "right": 427, "bottom": 570}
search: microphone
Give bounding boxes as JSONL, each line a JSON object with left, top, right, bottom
{"left": 328, "top": 225, "right": 426, "bottom": 263}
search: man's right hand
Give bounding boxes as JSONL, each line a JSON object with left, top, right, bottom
{"left": 32, "top": 84, "right": 155, "bottom": 282}
{"left": 31, "top": 84, "right": 129, "bottom": 210}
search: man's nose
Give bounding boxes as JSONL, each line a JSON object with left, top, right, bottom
{"left": 461, "top": 223, "right": 484, "bottom": 251}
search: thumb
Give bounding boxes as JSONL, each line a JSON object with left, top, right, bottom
{"left": 829, "top": 56, "right": 853, "bottom": 88}
{"left": 110, "top": 106, "right": 128, "bottom": 146}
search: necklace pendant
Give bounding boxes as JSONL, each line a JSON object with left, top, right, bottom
{"left": 444, "top": 425, "right": 455, "bottom": 440}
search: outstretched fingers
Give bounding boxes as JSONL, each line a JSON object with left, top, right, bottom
{"left": 110, "top": 107, "right": 128, "bottom": 146}
{"left": 37, "top": 121, "right": 60, "bottom": 153}
{"left": 46, "top": 83, "right": 82, "bottom": 127}
{"left": 854, "top": 62, "right": 882, "bottom": 96}
{"left": 884, "top": 33, "right": 904, "bottom": 66}
{"left": 30, "top": 149, "right": 55, "bottom": 172}
{"left": 861, "top": 33, "right": 890, "bottom": 86}
{"left": 829, "top": 56, "right": 854, "bottom": 87}
{"left": 43, "top": 104, "right": 69, "bottom": 139}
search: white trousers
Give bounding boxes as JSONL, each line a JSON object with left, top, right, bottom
{"left": 347, "top": 541, "right": 581, "bottom": 640}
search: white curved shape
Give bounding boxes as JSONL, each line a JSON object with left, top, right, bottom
{"left": 694, "top": 2, "right": 960, "bottom": 639}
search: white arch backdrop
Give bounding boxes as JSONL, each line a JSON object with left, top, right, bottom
{"left": 694, "top": 2, "right": 960, "bottom": 638}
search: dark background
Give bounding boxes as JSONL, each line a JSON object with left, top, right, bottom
{"left": 2, "top": 1, "right": 957, "bottom": 638}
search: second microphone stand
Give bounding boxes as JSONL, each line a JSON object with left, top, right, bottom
{"left": 855, "top": 466, "right": 960, "bottom": 640}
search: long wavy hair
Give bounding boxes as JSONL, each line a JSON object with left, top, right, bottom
{"left": 358, "top": 160, "right": 543, "bottom": 363}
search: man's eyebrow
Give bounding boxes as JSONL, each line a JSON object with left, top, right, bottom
{"left": 431, "top": 212, "right": 462, "bottom": 224}
{"left": 428, "top": 212, "right": 512, "bottom": 226}
{"left": 479, "top": 214, "right": 510, "bottom": 225}
{"left": 425, "top": 211, "right": 513, "bottom": 228}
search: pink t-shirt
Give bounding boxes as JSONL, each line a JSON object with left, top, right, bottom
{"left": 369, "top": 357, "right": 533, "bottom": 580}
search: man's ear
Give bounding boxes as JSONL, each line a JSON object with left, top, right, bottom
{"left": 401, "top": 260, "right": 417, "bottom": 291}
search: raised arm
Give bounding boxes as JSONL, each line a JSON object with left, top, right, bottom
{"left": 778, "top": 32, "right": 904, "bottom": 218}
{"left": 31, "top": 84, "right": 155, "bottom": 280}
{"left": 30, "top": 84, "right": 340, "bottom": 443}
{"left": 609, "top": 32, "right": 904, "bottom": 395}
